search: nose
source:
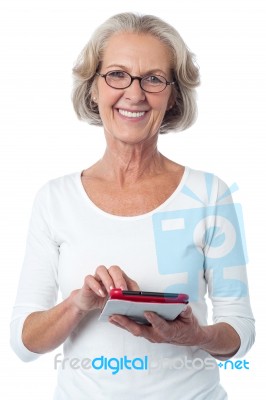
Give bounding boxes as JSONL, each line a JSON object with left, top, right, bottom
{"left": 124, "top": 77, "right": 146, "bottom": 102}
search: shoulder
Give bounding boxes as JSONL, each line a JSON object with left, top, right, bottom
{"left": 33, "top": 171, "right": 81, "bottom": 205}
{"left": 47, "top": 171, "right": 81, "bottom": 191}
{"left": 184, "top": 167, "right": 233, "bottom": 206}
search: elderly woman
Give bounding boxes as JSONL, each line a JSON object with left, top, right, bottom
{"left": 11, "top": 12, "right": 255, "bottom": 400}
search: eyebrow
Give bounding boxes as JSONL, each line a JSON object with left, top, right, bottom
{"left": 105, "top": 64, "right": 168, "bottom": 76}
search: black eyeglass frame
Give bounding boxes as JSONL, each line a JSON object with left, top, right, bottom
{"left": 96, "top": 71, "right": 175, "bottom": 93}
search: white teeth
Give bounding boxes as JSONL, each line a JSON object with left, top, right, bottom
{"left": 118, "top": 109, "right": 145, "bottom": 118}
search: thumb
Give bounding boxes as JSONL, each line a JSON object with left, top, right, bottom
{"left": 179, "top": 305, "right": 192, "bottom": 318}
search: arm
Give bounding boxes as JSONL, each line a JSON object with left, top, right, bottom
{"left": 109, "top": 305, "right": 240, "bottom": 360}
{"left": 22, "top": 265, "right": 139, "bottom": 354}
{"left": 11, "top": 184, "right": 140, "bottom": 357}
{"left": 200, "top": 321, "right": 240, "bottom": 359}
{"left": 22, "top": 296, "right": 86, "bottom": 354}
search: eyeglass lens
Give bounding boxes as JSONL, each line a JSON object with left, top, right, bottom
{"left": 105, "top": 71, "right": 167, "bottom": 92}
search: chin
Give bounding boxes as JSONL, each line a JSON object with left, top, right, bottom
{"left": 116, "top": 131, "right": 155, "bottom": 145}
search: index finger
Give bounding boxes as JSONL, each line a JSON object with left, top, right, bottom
{"left": 108, "top": 265, "right": 135, "bottom": 290}
{"left": 94, "top": 265, "right": 115, "bottom": 293}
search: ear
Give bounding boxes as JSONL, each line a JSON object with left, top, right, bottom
{"left": 91, "top": 81, "right": 99, "bottom": 104}
{"left": 167, "top": 90, "right": 176, "bottom": 110}
{"left": 167, "top": 98, "right": 174, "bottom": 111}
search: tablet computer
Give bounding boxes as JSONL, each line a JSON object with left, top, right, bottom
{"left": 98, "top": 289, "right": 189, "bottom": 324}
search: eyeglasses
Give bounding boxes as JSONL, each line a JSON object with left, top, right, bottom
{"left": 96, "top": 70, "right": 175, "bottom": 93}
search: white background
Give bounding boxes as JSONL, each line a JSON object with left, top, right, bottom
{"left": 0, "top": 0, "right": 265, "bottom": 398}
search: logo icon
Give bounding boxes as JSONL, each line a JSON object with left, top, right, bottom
{"left": 152, "top": 173, "right": 248, "bottom": 301}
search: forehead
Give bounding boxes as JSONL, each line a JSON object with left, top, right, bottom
{"left": 101, "top": 32, "right": 172, "bottom": 73}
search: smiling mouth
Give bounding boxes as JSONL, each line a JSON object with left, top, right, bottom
{"left": 118, "top": 109, "right": 146, "bottom": 118}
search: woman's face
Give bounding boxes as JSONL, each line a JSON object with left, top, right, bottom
{"left": 95, "top": 32, "right": 174, "bottom": 146}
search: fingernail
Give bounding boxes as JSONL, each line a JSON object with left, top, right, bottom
{"left": 109, "top": 317, "right": 120, "bottom": 326}
{"left": 98, "top": 289, "right": 105, "bottom": 297}
{"left": 144, "top": 312, "right": 152, "bottom": 321}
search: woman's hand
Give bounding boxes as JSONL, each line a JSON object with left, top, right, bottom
{"left": 71, "top": 265, "right": 140, "bottom": 314}
{"left": 109, "top": 306, "right": 241, "bottom": 359}
{"left": 109, "top": 306, "right": 205, "bottom": 346}
{"left": 21, "top": 265, "right": 139, "bottom": 354}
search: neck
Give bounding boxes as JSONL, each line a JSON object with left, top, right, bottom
{"left": 97, "top": 136, "right": 165, "bottom": 187}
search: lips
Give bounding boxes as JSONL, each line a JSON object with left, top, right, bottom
{"left": 118, "top": 109, "right": 146, "bottom": 118}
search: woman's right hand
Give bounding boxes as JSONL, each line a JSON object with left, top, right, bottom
{"left": 70, "top": 265, "right": 139, "bottom": 313}
{"left": 21, "top": 265, "right": 139, "bottom": 354}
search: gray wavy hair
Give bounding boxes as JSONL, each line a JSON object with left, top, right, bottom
{"left": 72, "top": 12, "right": 200, "bottom": 134}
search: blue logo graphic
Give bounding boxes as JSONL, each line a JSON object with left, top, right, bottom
{"left": 152, "top": 173, "right": 248, "bottom": 301}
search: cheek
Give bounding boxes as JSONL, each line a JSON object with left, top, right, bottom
{"left": 151, "top": 92, "right": 171, "bottom": 112}
{"left": 97, "top": 97, "right": 117, "bottom": 120}
{"left": 98, "top": 82, "right": 120, "bottom": 103}
{"left": 147, "top": 105, "right": 168, "bottom": 131}
{"left": 98, "top": 96, "right": 122, "bottom": 120}
{"left": 152, "top": 99, "right": 169, "bottom": 118}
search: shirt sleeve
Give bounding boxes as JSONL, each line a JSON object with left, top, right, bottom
{"left": 10, "top": 183, "right": 59, "bottom": 362}
{"left": 204, "top": 176, "right": 255, "bottom": 358}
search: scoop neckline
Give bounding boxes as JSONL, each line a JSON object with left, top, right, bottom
{"left": 75, "top": 166, "right": 190, "bottom": 221}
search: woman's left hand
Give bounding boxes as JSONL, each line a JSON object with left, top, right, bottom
{"left": 109, "top": 305, "right": 205, "bottom": 346}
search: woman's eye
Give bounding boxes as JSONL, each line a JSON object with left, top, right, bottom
{"left": 145, "top": 75, "right": 164, "bottom": 84}
{"left": 108, "top": 71, "right": 127, "bottom": 79}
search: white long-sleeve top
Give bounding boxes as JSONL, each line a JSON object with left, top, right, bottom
{"left": 10, "top": 167, "right": 255, "bottom": 400}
